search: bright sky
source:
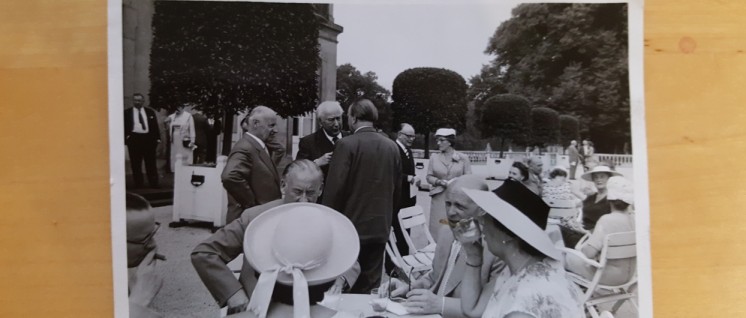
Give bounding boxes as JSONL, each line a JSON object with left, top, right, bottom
{"left": 334, "top": 2, "right": 518, "bottom": 92}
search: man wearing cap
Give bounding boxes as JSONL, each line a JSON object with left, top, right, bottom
{"left": 193, "top": 160, "right": 360, "bottom": 314}
{"left": 295, "top": 101, "right": 349, "bottom": 202}
{"left": 221, "top": 106, "right": 284, "bottom": 223}
{"left": 323, "top": 98, "right": 402, "bottom": 293}
{"left": 382, "top": 175, "right": 504, "bottom": 318}
{"left": 124, "top": 93, "right": 161, "bottom": 188}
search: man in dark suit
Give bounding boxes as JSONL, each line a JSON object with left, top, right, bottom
{"left": 388, "top": 123, "right": 420, "bottom": 265}
{"left": 221, "top": 106, "right": 283, "bottom": 223}
{"left": 124, "top": 93, "right": 161, "bottom": 188}
{"left": 323, "top": 99, "right": 402, "bottom": 293}
{"left": 567, "top": 140, "right": 580, "bottom": 180}
{"left": 191, "top": 109, "right": 209, "bottom": 164}
{"left": 295, "top": 101, "right": 348, "bottom": 201}
{"left": 205, "top": 116, "right": 222, "bottom": 163}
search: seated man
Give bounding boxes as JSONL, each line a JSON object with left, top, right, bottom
{"left": 126, "top": 192, "right": 165, "bottom": 318}
{"left": 382, "top": 175, "right": 505, "bottom": 318}
{"left": 191, "top": 159, "right": 360, "bottom": 314}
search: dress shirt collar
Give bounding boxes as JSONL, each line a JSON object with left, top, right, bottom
{"left": 354, "top": 125, "right": 374, "bottom": 134}
{"left": 396, "top": 140, "right": 409, "bottom": 154}
{"left": 321, "top": 128, "right": 341, "bottom": 144}
{"left": 245, "top": 132, "right": 266, "bottom": 150}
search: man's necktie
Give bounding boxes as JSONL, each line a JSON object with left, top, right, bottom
{"left": 331, "top": 136, "right": 338, "bottom": 144}
{"left": 406, "top": 147, "right": 412, "bottom": 159}
{"left": 138, "top": 108, "right": 147, "bottom": 130}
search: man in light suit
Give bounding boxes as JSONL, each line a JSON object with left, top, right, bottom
{"left": 323, "top": 99, "right": 402, "bottom": 293}
{"left": 567, "top": 140, "right": 580, "bottom": 180}
{"left": 124, "top": 93, "right": 161, "bottom": 188}
{"left": 382, "top": 175, "right": 505, "bottom": 318}
{"left": 295, "top": 101, "right": 349, "bottom": 202}
{"left": 192, "top": 160, "right": 360, "bottom": 314}
{"left": 221, "top": 106, "right": 283, "bottom": 223}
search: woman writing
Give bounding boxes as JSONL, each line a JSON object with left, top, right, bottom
{"left": 457, "top": 179, "right": 582, "bottom": 318}
{"left": 427, "top": 128, "right": 472, "bottom": 240}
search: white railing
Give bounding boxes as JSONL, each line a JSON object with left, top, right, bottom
{"left": 411, "top": 149, "right": 632, "bottom": 167}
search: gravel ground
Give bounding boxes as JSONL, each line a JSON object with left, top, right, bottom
{"left": 146, "top": 172, "right": 637, "bottom": 317}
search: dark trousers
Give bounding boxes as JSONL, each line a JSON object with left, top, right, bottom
{"left": 193, "top": 146, "right": 207, "bottom": 164}
{"left": 128, "top": 134, "right": 159, "bottom": 187}
{"left": 350, "top": 241, "right": 387, "bottom": 294}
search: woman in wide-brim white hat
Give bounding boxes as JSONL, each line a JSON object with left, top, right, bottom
{"left": 238, "top": 203, "right": 360, "bottom": 318}
{"left": 457, "top": 179, "right": 582, "bottom": 318}
{"left": 426, "top": 128, "right": 472, "bottom": 241}
{"left": 579, "top": 165, "right": 623, "bottom": 234}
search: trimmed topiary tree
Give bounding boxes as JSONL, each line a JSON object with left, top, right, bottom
{"left": 530, "top": 107, "right": 560, "bottom": 151}
{"left": 391, "top": 67, "right": 468, "bottom": 157}
{"left": 479, "top": 94, "right": 531, "bottom": 157}
{"left": 559, "top": 114, "right": 580, "bottom": 147}
{"left": 150, "top": 1, "right": 322, "bottom": 153}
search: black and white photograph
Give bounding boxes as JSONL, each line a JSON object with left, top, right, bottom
{"left": 110, "top": 0, "right": 649, "bottom": 317}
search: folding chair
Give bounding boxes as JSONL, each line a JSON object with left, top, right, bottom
{"left": 561, "top": 231, "right": 638, "bottom": 318}
{"left": 398, "top": 205, "right": 437, "bottom": 255}
{"left": 385, "top": 227, "right": 432, "bottom": 281}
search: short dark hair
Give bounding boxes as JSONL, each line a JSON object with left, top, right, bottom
{"left": 609, "top": 199, "right": 630, "bottom": 211}
{"left": 348, "top": 99, "right": 378, "bottom": 122}
{"left": 549, "top": 168, "right": 568, "bottom": 179}
{"left": 486, "top": 216, "right": 544, "bottom": 258}
{"left": 511, "top": 161, "right": 530, "bottom": 181}
{"left": 126, "top": 192, "right": 151, "bottom": 211}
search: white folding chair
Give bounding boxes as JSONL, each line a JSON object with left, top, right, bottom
{"left": 385, "top": 227, "right": 432, "bottom": 281}
{"left": 561, "top": 231, "right": 638, "bottom": 318}
{"left": 398, "top": 206, "right": 437, "bottom": 254}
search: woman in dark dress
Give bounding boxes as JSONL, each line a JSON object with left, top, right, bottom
{"left": 580, "top": 165, "right": 623, "bottom": 232}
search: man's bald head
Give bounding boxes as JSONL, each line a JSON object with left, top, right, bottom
{"left": 445, "top": 175, "right": 489, "bottom": 221}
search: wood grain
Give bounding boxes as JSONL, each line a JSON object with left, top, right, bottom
{"left": 0, "top": 0, "right": 744, "bottom": 316}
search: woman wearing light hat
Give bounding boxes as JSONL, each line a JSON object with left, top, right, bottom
{"left": 580, "top": 165, "right": 623, "bottom": 232}
{"left": 565, "top": 176, "right": 636, "bottom": 286}
{"left": 235, "top": 203, "right": 360, "bottom": 318}
{"left": 457, "top": 180, "right": 582, "bottom": 318}
{"left": 427, "top": 128, "right": 472, "bottom": 240}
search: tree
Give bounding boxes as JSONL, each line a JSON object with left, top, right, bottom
{"left": 479, "top": 94, "right": 531, "bottom": 157}
{"left": 559, "top": 114, "right": 580, "bottom": 147}
{"left": 150, "top": 2, "right": 322, "bottom": 153}
{"left": 336, "top": 64, "right": 392, "bottom": 132}
{"left": 530, "top": 107, "right": 560, "bottom": 150}
{"left": 469, "top": 3, "right": 629, "bottom": 152}
{"left": 391, "top": 68, "right": 468, "bottom": 157}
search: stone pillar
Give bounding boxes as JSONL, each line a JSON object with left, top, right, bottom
{"left": 122, "top": 0, "right": 154, "bottom": 107}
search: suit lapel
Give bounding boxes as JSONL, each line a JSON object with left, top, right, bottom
{"left": 316, "top": 129, "right": 334, "bottom": 153}
{"left": 445, "top": 252, "right": 465, "bottom": 295}
{"left": 244, "top": 134, "right": 280, "bottom": 185}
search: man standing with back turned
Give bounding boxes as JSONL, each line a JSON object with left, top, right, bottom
{"left": 323, "top": 99, "right": 402, "bottom": 293}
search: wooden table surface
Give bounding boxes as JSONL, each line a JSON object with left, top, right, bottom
{"left": 1, "top": 0, "right": 745, "bottom": 317}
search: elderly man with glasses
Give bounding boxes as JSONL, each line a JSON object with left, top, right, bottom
{"left": 126, "top": 192, "right": 166, "bottom": 318}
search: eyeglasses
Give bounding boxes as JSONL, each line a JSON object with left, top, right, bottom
{"left": 400, "top": 133, "right": 416, "bottom": 139}
{"left": 127, "top": 222, "right": 161, "bottom": 245}
{"left": 436, "top": 138, "right": 449, "bottom": 143}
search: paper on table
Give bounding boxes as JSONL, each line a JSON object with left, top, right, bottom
{"left": 385, "top": 300, "right": 409, "bottom": 316}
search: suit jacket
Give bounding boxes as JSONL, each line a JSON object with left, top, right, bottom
{"left": 124, "top": 106, "right": 160, "bottom": 144}
{"left": 567, "top": 145, "right": 580, "bottom": 164}
{"left": 397, "top": 142, "right": 416, "bottom": 209}
{"left": 418, "top": 227, "right": 505, "bottom": 318}
{"left": 295, "top": 129, "right": 349, "bottom": 179}
{"left": 192, "top": 112, "right": 209, "bottom": 149}
{"left": 221, "top": 133, "right": 282, "bottom": 223}
{"left": 191, "top": 200, "right": 361, "bottom": 307}
{"left": 322, "top": 127, "right": 402, "bottom": 243}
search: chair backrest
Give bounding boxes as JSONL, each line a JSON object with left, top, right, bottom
{"left": 603, "top": 231, "right": 637, "bottom": 260}
{"left": 398, "top": 205, "right": 435, "bottom": 251}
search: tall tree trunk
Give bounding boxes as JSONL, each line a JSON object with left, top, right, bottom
{"left": 221, "top": 112, "right": 234, "bottom": 156}
{"left": 424, "top": 130, "right": 430, "bottom": 159}
{"left": 499, "top": 137, "right": 505, "bottom": 158}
